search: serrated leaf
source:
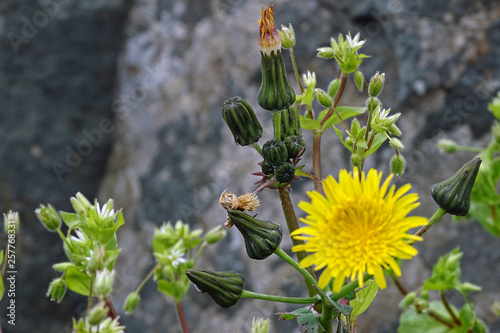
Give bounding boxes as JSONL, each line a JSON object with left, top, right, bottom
{"left": 65, "top": 266, "right": 92, "bottom": 296}
{"left": 350, "top": 280, "right": 379, "bottom": 322}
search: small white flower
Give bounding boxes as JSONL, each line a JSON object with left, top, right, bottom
{"left": 167, "top": 249, "right": 187, "bottom": 268}
{"left": 95, "top": 200, "right": 115, "bottom": 220}
{"left": 346, "top": 33, "right": 365, "bottom": 49}
{"left": 94, "top": 269, "right": 115, "bottom": 297}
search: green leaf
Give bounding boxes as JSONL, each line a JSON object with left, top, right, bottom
{"left": 350, "top": 280, "right": 379, "bottom": 322}
{"left": 363, "top": 132, "right": 388, "bottom": 157}
{"left": 279, "top": 307, "right": 312, "bottom": 321}
{"left": 320, "top": 106, "right": 366, "bottom": 131}
{"left": 295, "top": 165, "right": 315, "bottom": 180}
{"left": 297, "top": 311, "right": 323, "bottom": 333}
{"left": 59, "top": 212, "right": 81, "bottom": 228}
{"left": 0, "top": 277, "right": 4, "bottom": 301}
{"left": 300, "top": 114, "right": 321, "bottom": 131}
{"left": 423, "top": 248, "right": 462, "bottom": 292}
{"left": 398, "top": 301, "right": 459, "bottom": 333}
{"left": 65, "top": 266, "right": 92, "bottom": 296}
{"left": 53, "top": 262, "right": 75, "bottom": 272}
{"left": 458, "top": 303, "right": 476, "bottom": 332}
{"left": 333, "top": 126, "right": 354, "bottom": 153}
{"left": 0, "top": 250, "right": 3, "bottom": 265}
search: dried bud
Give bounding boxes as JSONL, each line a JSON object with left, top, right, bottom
{"left": 186, "top": 269, "right": 244, "bottom": 308}
{"left": 227, "top": 209, "right": 282, "bottom": 260}
{"left": 431, "top": 157, "right": 482, "bottom": 216}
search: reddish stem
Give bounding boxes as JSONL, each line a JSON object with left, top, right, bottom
{"left": 176, "top": 301, "right": 190, "bottom": 333}
{"left": 105, "top": 296, "right": 125, "bottom": 331}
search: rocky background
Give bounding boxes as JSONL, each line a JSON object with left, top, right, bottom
{"left": 1, "top": 0, "right": 500, "bottom": 332}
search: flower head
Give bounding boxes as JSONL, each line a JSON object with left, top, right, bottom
{"left": 346, "top": 32, "right": 366, "bottom": 49}
{"left": 259, "top": 5, "right": 281, "bottom": 55}
{"left": 292, "top": 168, "right": 427, "bottom": 292}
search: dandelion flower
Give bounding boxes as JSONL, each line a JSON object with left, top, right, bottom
{"left": 292, "top": 168, "right": 427, "bottom": 292}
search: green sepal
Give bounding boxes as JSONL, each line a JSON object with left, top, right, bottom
{"left": 59, "top": 212, "right": 81, "bottom": 228}
{"left": 258, "top": 51, "right": 296, "bottom": 111}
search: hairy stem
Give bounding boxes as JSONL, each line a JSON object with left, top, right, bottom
{"left": 410, "top": 208, "right": 447, "bottom": 245}
{"left": 289, "top": 48, "right": 304, "bottom": 93}
{"left": 274, "top": 247, "right": 317, "bottom": 289}
{"left": 312, "top": 130, "right": 323, "bottom": 194}
{"left": 277, "top": 188, "right": 317, "bottom": 296}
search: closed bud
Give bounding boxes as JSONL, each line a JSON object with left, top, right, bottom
{"left": 278, "top": 105, "right": 302, "bottom": 140}
{"left": 262, "top": 139, "right": 288, "bottom": 167}
{"left": 366, "top": 97, "right": 382, "bottom": 112}
{"left": 431, "top": 157, "right": 482, "bottom": 216}
{"left": 354, "top": 70, "right": 364, "bottom": 92}
{"left": 94, "top": 269, "right": 115, "bottom": 298}
{"left": 227, "top": 209, "right": 282, "bottom": 260}
{"left": 350, "top": 118, "right": 361, "bottom": 137}
{"left": 314, "top": 88, "right": 333, "bottom": 108}
{"left": 46, "top": 277, "right": 67, "bottom": 303}
{"left": 316, "top": 47, "right": 335, "bottom": 59}
{"left": 87, "top": 301, "right": 108, "bottom": 326}
{"left": 261, "top": 160, "right": 274, "bottom": 175}
{"left": 75, "top": 192, "right": 92, "bottom": 211}
{"left": 124, "top": 292, "right": 140, "bottom": 314}
{"left": 283, "top": 135, "right": 306, "bottom": 159}
{"left": 71, "top": 197, "right": 86, "bottom": 216}
{"left": 390, "top": 155, "right": 406, "bottom": 177}
{"left": 222, "top": 97, "right": 263, "bottom": 146}
{"left": 186, "top": 269, "right": 244, "bottom": 308}
{"left": 35, "top": 204, "right": 61, "bottom": 231}
{"left": 303, "top": 71, "right": 316, "bottom": 88}
{"left": 399, "top": 291, "right": 417, "bottom": 308}
{"left": 205, "top": 225, "right": 227, "bottom": 244}
{"left": 437, "top": 139, "right": 458, "bottom": 154}
{"left": 327, "top": 78, "right": 341, "bottom": 99}
{"left": 388, "top": 123, "right": 402, "bottom": 136}
{"left": 275, "top": 162, "right": 296, "bottom": 183}
{"left": 87, "top": 245, "right": 106, "bottom": 274}
{"left": 350, "top": 153, "right": 362, "bottom": 170}
{"left": 368, "top": 72, "right": 385, "bottom": 97}
{"left": 389, "top": 137, "right": 404, "bottom": 150}
{"left": 278, "top": 24, "right": 295, "bottom": 49}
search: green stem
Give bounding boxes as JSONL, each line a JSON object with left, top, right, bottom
{"left": 88, "top": 275, "right": 94, "bottom": 313}
{"left": 193, "top": 242, "right": 207, "bottom": 266}
{"left": 410, "top": 208, "right": 447, "bottom": 245}
{"left": 329, "top": 273, "right": 371, "bottom": 302}
{"left": 441, "top": 292, "right": 461, "bottom": 327}
{"left": 136, "top": 263, "right": 160, "bottom": 293}
{"left": 273, "top": 110, "right": 282, "bottom": 140}
{"left": 289, "top": 48, "right": 304, "bottom": 93}
{"left": 175, "top": 301, "right": 190, "bottom": 333}
{"left": 455, "top": 145, "right": 483, "bottom": 153}
{"left": 252, "top": 142, "right": 262, "bottom": 156}
{"left": 274, "top": 247, "right": 317, "bottom": 289}
{"left": 312, "top": 130, "right": 323, "bottom": 194}
{"left": 241, "top": 290, "right": 318, "bottom": 304}
{"left": 320, "top": 302, "right": 335, "bottom": 333}
{"left": 277, "top": 187, "right": 318, "bottom": 296}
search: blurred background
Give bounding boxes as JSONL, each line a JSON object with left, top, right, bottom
{"left": 1, "top": 0, "right": 500, "bottom": 332}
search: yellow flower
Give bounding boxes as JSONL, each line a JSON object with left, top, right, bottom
{"left": 258, "top": 5, "right": 281, "bottom": 55}
{"left": 291, "top": 168, "right": 428, "bottom": 292}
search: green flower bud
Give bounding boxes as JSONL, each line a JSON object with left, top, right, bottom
{"left": 124, "top": 292, "right": 140, "bottom": 314}
{"left": 437, "top": 139, "right": 458, "bottom": 154}
{"left": 251, "top": 317, "right": 270, "bottom": 333}
{"left": 314, "top": 88, "right": 333, "bottom": 108}
{"left": 227, "top": 209, "right": 282, "bottom": 260}
{"left": 283, "top": 135, "right": 306, "bottom": 159}
{"left": 420, "top": 290, "right": 429, "bottom": 301}
{"left": 46, "top": 277, "right": 67, "bottom": 303}
{"left": 262, "top": 139, "right": 288, "bottom": 167}
{"left": 87, "top": 301, "right": 108, "bottom": 326}
{"left": 86, "top": 245, "right": 106, "bottom": 274}
{"left": 278, "top": 24, "right": 295, "bottom": 49}
{"left": 35, "top": 204, "right": 61, "bottom": 231}
{"left": 185, "top": 269, "right": 244, "bottom": 308}
{"left": 71, "top": 197, "right": 86, "bottom": 217}
{"left": 275, "top": 162, "right": 296, "bottom": 183}
{"left": 278, "top": 105, "right": 302, "bottom": 140}
{"left": 222, "top": 97, "right": 263, "bottom": 146}
{"left": 368, "top": 72, "right": 385, "bottom": 97}
{"left": 94, "top": 269, "right": 115, "bottom": 298}
{"left": 3, "top": 210, "right": 19, "bottom": 234}
{"left": 205, "top": 225, "right": 227, "bottom": 244}
{"left": 399, "top": 291, "right": 417, "bottom": 308}
{"left": 366, "top": 97, "right": 382, "bottom": 112}
{"left": 350, "top": 153, "right": 362, "bottom": 170}
{"left": 261, "top": 160, "right": 274, "bottom": 175}
{"left": 350, "top": 118, "right": 361, "bottom": 137}
{"left": 327, "top": 78, "right": 341, "bottom": 99}
{"left": 389, "top": 137, "right": 404, "bottom": 150}
{"left": 388, "top": 123, "right": 402, "bottom": 136}
{"left": 316, "top": 47, "right": 335, "bottom": 59}
{"left": 53, "top": 262, "right": 75, "bottom": 272}
{"left": 390, "top": 155, "right": 406, "bottom": 177}
{"left": 258, "top": 51, "right": 296, "bottom": 111}
{"left": 431, "top": 157, "right": 482, "bottom": 216}
{"left": 75, "top": 192, "right": 92, "bottom": 211}
{"left": 354, "top": 70, "right": 364, "bottom": 92}
{"left": 303, "top": 71, "right": 316, "bottom": 88}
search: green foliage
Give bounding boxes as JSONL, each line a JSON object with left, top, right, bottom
{"left": 350, "top": 280, "right": 378, "bottom": 323}
{"left": 279, "top": 307, "right": 324, "bottom": 333}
